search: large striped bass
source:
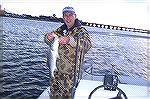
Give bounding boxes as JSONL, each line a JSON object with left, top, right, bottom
{"left": 47, "top": 35, "right": 59, "bottom": 78}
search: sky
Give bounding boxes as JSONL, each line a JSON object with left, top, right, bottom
{"left": 1, "top": 0, "right": 150, "bottom": 30}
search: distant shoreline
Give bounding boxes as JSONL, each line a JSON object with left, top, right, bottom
{"left": 0, "top": 12, "right": 149, "bottom": 34}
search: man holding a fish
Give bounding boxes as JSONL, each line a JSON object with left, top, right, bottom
{"left": 44, "top": 6, "right": 92, "bottom": 99}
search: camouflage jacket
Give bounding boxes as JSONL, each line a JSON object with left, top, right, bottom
{"left": 44, "top": 19, "right": 92, "bottom": 75}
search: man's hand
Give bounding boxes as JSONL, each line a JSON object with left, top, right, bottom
{"left": 59, "top": 36, "right": 70, "bottom": 45}
{"left": 47, "top": 32, "right": 55, "bottom": 41}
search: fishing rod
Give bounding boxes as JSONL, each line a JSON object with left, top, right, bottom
{"left": 72, "top": 31, "right": 86, "bottom": 99}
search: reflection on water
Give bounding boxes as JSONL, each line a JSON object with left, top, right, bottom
{"left": 1, "top": 17, "right": 149, "bottom": 99}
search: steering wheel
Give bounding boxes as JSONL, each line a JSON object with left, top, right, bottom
{"left": 88, "top": 85, "right": 128, "bottom": 99}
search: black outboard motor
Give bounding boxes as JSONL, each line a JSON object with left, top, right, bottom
{"left": 104, "top": 74, "right": 118, "bottom": 91}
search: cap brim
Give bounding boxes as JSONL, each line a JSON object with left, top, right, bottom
{"left": 63, "top": 11, "right": 75, "bottom": 14}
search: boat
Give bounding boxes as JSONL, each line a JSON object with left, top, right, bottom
{"left": 38, "top": 74, "right": 149, "bottom": 99}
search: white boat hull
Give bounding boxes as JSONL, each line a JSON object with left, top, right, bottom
{"left": 38, "top": 80, "right": 149, "bottom": 99}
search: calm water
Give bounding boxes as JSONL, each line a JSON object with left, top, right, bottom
{"left": 1, "top": 17, "right": 149, "bottom": 99}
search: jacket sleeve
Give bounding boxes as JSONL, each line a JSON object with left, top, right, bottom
{"left": 79, "top": 28, "right": 92, "bottom": 53}
{"left": 69, "top": 27, "right": 92, "bottom": 53}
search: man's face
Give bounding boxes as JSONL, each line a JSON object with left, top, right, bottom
{"left": 63, "top": 12, "right": 76, "bottom": 29}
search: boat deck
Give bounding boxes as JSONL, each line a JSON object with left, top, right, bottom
{"left": 38, "top": 80, "right": 149, "bottom": 99}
